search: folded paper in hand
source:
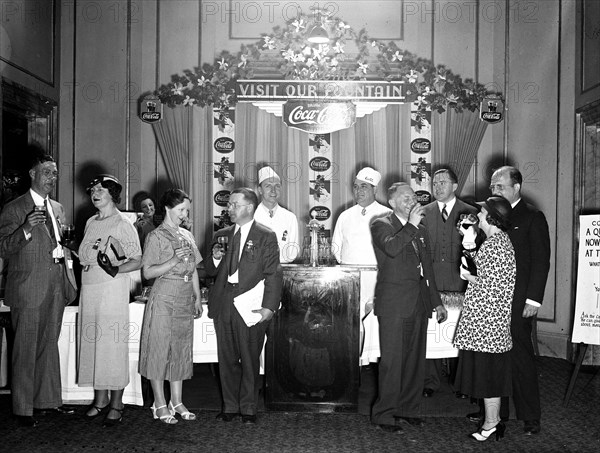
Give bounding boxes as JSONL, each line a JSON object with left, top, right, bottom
{"left": 233, "top": 279, "right": 265, "bottom": 327}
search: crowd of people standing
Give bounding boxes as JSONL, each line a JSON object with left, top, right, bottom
{"left": 0, "top": 147, "right": 550, "bottom": 440}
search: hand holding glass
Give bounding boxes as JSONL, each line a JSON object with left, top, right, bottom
{"left": 217, "top": 236, "right": 228, "bottom": 252}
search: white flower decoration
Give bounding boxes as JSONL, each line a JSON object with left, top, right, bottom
{"left": 330, "top": 58, "right": 339, "bottom": 67}
{"left": 302, "top": 46, "right": 312, "bottom": 56}
{"left": 371, "top": 40, "right": 378, "bottom": 47}
{"left": 333, "top": 42, "right": 345, "bottom": 54}
{"left": 171, "top": 83, "right": 184, "bottom": 96}
{"left": 263, "top": 36, "right": 275, "bottom": 50}
{"left": 407, "top": 69, "right": 418, "bottom": 84}
{"left": 282, "top": 49, "right": 295, "bottom": 61}
{"left": 358, "top": 61, "right": 369, "bottom": 74}
{"left": 183, "top": 95, "right": 195, "bottom": 106}
{"left": 292, "top": 19, "right": 305, "bottom": 32}
{"left": 338, "top": 21, "right": 350, "bottom": 30}
{"left": 197, "top": 76, "right": 207, "bottom": 87}
{"left": 238, "top": 54, "right": 247, "bottom": 68}
{"left": 392, "top": 50, "right": 403, "bottom": 62}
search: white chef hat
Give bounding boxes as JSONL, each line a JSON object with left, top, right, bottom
{"left": 258, "top": 166, "right": 280, "bottom": 184}
{"left": 355, "top": 167, "right": 381, "bottom": 186}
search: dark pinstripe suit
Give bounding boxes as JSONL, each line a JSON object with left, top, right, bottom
{"left": 0, "top": 191, "right": 77, "bottom": 416}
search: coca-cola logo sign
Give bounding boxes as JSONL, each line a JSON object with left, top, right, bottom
{"left": 214, "top": 191, "right": 230, "bottom": 207}
{"left": 480, "top": 95, "right": 504, "bottom": 124}
{"left": 415, "top": 190, "right": 431, "bottom": 204}
{"left": 283, "top": 101, "right": 356, "bottom": 133}
{"left": 309, "top": 157, "right": 331, "bottom": 172}
{"left": 139, "top": 95, "right": 162, "bottom": 124}
{"left": 309, "top": 206, "right": 331, "bottom": 221}
{"left": 214, "top": 137, "right": 235, "bottom": 153}
{"left": 410, "top": 138, "right": 431, "bottom": 154}
{"left": 481, "top": 112, "right": 502, "bottom": 123}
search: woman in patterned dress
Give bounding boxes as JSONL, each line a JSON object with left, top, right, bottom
{"left": 78, "top": 174, "right": 142, "bottom": 427}
{"left": 139, "top": 189, "right": 202, "bottom": 424}
{"left": 453, "top": 196, "right": 516, "bottom": 442}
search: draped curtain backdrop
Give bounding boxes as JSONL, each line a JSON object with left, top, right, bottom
{"left": 151, "top": 104, "right": 487, "bottom": 255}
{"left": 432, "top": 108, "right": 488, "bottom": 196}
{"left": 152, "top": 106, "right": 213, "bottom": 253}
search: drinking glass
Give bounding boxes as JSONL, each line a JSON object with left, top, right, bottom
{"left": 62, "top": 224, "right": 75, "bottom": 241}
{"left": 217, "top": 236, "right": 228, "bottom": 252}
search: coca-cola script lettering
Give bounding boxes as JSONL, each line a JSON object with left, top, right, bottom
{"left": 214, "top": 191, "right": 231, "bottom": 207}
{"left": 214, "top": 137, "right": 235, "bottom": 153}
{"left": 309, "top": 157, "right": 331, "bottom": 172}
{"left": 283, "top": 101, "right": 356, "bottom": 134}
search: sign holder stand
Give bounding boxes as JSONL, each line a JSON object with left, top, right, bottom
{"left": 563, "top": 342, "right": 591, "bottom": 407}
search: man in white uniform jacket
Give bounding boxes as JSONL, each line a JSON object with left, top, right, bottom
{"left": 331, "top": 167, "right": 391, "bottom": 365}
{"left": 254, "top": 166, "right": 299, "bottom": 264}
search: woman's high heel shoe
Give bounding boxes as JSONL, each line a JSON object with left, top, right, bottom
{"left": 84, "top": 403, "right": 109, "bottom": 420}
{"left": 102, "top": 406, "right": 124, "bottom": 428}
{"left": 471, "top": 422, "right": 506, "bottom": 441}
{"left": 151, "top": 404, "right": 178, "bottom": 424}
{"left": 168, "top": 401, "right": 196, "bottom": 421}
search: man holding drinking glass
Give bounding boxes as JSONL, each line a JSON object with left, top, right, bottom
{"left": 205, "top": 188, "right": 282, "bottom": 425}
{"left": 0, "top": 147, "right": 77, "bottom": 427}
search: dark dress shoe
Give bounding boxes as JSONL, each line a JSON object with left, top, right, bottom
{"left": 102, "top": 407, "right": 124, "bottom": 428}
{"left": 422, "top": 388, "right": 434, "bottom": 398}
{"left": 15, "top": 415, "right": 38, "bottom": 427}
{"left": 396, "top": 416, "right": 425, "bottom": 427}
{"left": 215, "top": 412, "right": 238, "bottom": 422}
{"left": 34, "top": 406, "right": 75, "bottom": 415}
{"left": 241, "top": 414, "right": 256, "bottom": 425}
{"left": 375, "top": 424, "right": 404, "bottom": 434}
{"left": 524, "top": 420, "right": 541, "bottom": 435}
{"left": 467, "top": 411, "right": 483, "bottom": 423}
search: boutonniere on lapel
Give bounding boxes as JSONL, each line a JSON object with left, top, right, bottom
{"left": 419, "top": 237, "right": 426, "bottom": 247}
{"left": 244, "top": 240, "right": 255, "bottom": 254}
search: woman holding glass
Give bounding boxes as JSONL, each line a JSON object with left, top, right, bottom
{"left": 78, "top": 174, "right": 142, "bottom": 427}
{"left": 139, "top": 189, "right": 202, "bottom": 424}
{"left": 453, "top": 196, "right": 516, "bottom": 442}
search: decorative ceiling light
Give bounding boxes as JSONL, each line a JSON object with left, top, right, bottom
{"left": 307, "top": 8, "right": 329, "bottom": 44}
{"left": 307, "top": 24, "right": 329, "bottom": 44}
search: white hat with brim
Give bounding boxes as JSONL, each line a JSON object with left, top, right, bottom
{"left": 355, "top": 167, "right": 381, "bottom": 186}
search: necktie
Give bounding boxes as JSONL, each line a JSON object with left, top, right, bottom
{"left": 361, "top": 208, "right": 366, "bottom": 216}
{"left": 229, "top": 228, "right": 241, "bottom": 276}
{"left": 269, "top": 209, "right": 274, "bottom": 218}
{"left": 44, "top": 199, "right": 58, "bottom": 244}
{"left": 441, "top": 204, "right": 448, "bottom": 222}
{"left": 411, "top": 236, "right": 424, "bottom": 277}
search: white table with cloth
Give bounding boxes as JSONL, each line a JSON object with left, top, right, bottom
{"left": 359, "top": 271, "right": 462, "bottom": 363}
{"left": 59, "top": 302, "right": 218, "bottom": 405}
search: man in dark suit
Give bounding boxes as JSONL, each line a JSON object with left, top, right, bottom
{"left": 370, "top": 182, "right": 447, "bottom": 433}
{"left": 0, "top": 151, "right": 77, "bottom": 427}
{"left": 204, "top": 187, "right": 283, "bottom": 425}
{"left": 422, "top": 168, "right": 478, "bottom": 397}
{"left": 489, "top": 166, "right": 551, "bottom": 435}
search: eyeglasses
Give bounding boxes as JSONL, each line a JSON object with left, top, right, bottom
{"left": 432, "top": 181, "right": 452, "bottom": 187}
{"left": 227, "top": 202, "right": 251, "bottom": 209}
{"left": 489, "top": 184, "right": 514, "bottom": 192}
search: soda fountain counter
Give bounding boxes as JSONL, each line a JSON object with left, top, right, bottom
{"left": 265, "top": 264, "right": 376, "bottom": 412}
